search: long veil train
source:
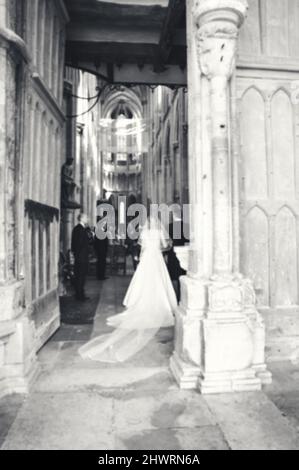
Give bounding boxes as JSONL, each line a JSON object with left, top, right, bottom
{"left": 79, "top": 218, "right": 178, "bottom": 363}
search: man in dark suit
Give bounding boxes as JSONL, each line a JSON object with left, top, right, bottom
{"left": 167, "top": 213, "right": 189, "bottom": 302}
{"left": 71, "top": 213, "right": 90, "bottom": 301}
{"left": 94, "top": 227, "right": 109, "bottom": 280}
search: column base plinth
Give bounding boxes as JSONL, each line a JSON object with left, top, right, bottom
{"left": 0, "top": 280, "right": 39, "bottom": 398}
{"left": 252, "top": 363, "right": 272, "bottom": 385}
{"left": 171, "top": 275, "right": 272, "bottom": 393}
{"left": 0, "top": 356, "right": 40, "bottom": 400}
{"left": 198, "top": 369, "right": 262, "bottom": 394}
{"left": 170, "top": 352, "right": 202, "bottom": 389}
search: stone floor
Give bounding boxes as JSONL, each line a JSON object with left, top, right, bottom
{"left": 1, "top": 275, "right": 299, "bottom": 450}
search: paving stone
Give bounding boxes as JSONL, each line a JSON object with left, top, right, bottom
{"left": 69, "top": 325, "right": 94, "bottom": 342}
{"left": 37, "top": 341, "right": 63, "bottom": 364}
{"left": 114, "top": 389, "right": 216, "bottom": 432}
{"left": 205, "top": 391, "right": 299, "bottom": 450}
{"left": 50, "top": 324, "right": 76, "bottom": 342}
{"left": 33, "top": 363, "right": 172, "bottom": 393}
{"left": 268, "top": 391, "right": 299, "bottom": 432}
{"left": 0, "top": 394, "right": 25, "bottom": 442}
{"left": 53, "top": 341, "right": 87, "bottom": 363}
{"left": 1, "top": 392, "right": 114, "bottom": 450}
{"left": 265, "top": 361, "right": 299, "bottom": 433}
{"left": 266, "top": 361, "right": 299, "bottom": 394}
{"left": 116, "top": 425, "right": 229, "bottom": 450}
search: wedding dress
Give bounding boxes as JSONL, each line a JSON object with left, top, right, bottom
{"left": 78, "top": 219, "right": 178, "bottom": 363}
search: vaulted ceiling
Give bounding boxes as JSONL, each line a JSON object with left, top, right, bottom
{"left": 64, "top": 0, "right": 187, "bottom": 86}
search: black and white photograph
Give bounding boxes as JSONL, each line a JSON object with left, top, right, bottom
{"left": 0, "top": 0, "right": 299, "bottom": 455}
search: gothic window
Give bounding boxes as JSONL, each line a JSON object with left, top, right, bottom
{"left": 26, "top": 201, "right": 59, "bottom": 302}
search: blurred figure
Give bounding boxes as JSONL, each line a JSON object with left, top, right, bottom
{"left": 166, "top": 208, "right": 188, "bottom": 301}
{"left": 71, "top": 213, "right": 90, "bottom": 301}
{"left": 94, "top": 229, "right": 109, "bottom": 280}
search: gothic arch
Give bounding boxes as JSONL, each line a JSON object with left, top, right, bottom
{"left": 269, "top": 86, "right": 292, "bottom": 102}
{"left": 245, "top": 204, "right": 268, "bottom": 219}
{"left": 102, "top": 88, "right": 142, "bottom": 119}
{"left": 276, "top": 204, "right": 297, "bottom": 218}
{"left": 241, "top": 84, "right": 266, "bottom": 102}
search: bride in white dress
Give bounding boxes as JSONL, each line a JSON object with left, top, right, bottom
{"left": 78, "top": 216, "right": 178, "bottom": 363}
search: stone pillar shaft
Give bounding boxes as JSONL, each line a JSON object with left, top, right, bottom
{"left": 170, "top": 0, "right": 272, "bottom": 393}
{"left": 210, "top": 75, "right": 232, "bottom": 274}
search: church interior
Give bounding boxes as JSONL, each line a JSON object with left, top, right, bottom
{"left": 0, "top": 0, "right": 299, "bottom": 450}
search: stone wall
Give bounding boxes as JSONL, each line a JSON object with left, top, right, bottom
{"left": 23, "top": 0, "right": 67, "bottom": 349}
{"left": 237, "top": 0, "right": 299, "bottom": 361}
{"left": 239, "top": 0, "right": 299, "bottom": 60}
{"left": 145, "top": 86, "right": 188, "bottom": 206}
{"left": 61, "top": 67, "right": 102, "bottom": 254}
{"left": 0, "top": 0, "right": 34, "bottom": 398}
{"left": 0, "top": 0, "right": 68, "bottom": 398}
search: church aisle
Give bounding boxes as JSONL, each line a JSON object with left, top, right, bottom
{"left": 1, "top": 276, "right": 299, "bottom": 450}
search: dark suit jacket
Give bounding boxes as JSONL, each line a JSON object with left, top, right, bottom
{"left": 94, "top": 235, "right": 108, "bottom": 254}
{"left": 71, "top": 224, "right": 89, "bottom": 263}
{"left": 167, "top": 221, "right": 188, "bottom": 281}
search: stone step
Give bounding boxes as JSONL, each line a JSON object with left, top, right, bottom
{"left": 33, "top": 362, "right": 175, "bottom": 393}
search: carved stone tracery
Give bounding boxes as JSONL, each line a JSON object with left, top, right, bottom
{"left": 196, "top": 25, "right": 238, "bottom": 80}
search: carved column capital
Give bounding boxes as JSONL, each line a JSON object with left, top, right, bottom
{"left": 193, "top": 0, "right": 248, "bottom": 24}
{"left": 193, "top": 0, "right": 248, "bottom": 80}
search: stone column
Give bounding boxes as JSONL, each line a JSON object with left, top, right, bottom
{"left": 0, "top": 6, "right": 38, "bottom": 398}
{"left": 170, "top": 0, "right": 271, "bottom": 393}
